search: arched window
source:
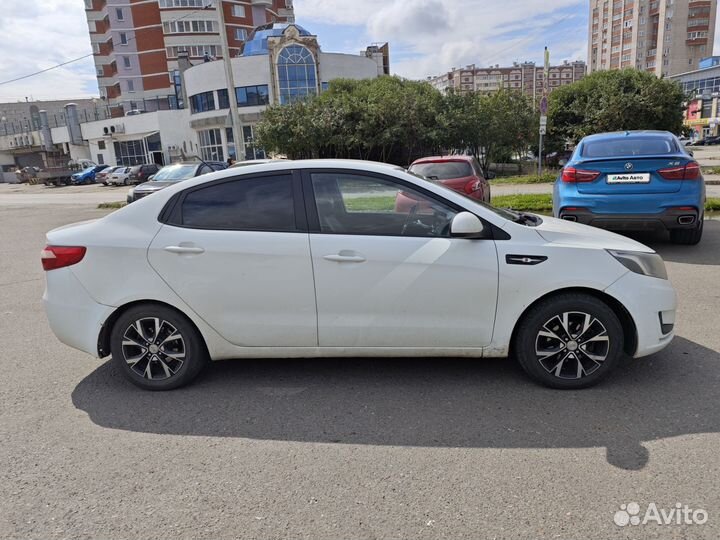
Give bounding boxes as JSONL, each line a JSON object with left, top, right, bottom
{"left": 276, "top": 45, "right": 318, "bottom": 105}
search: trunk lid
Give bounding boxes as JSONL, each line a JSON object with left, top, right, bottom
{"left": 573, "top": 155, "right": 689, "bottom": 195}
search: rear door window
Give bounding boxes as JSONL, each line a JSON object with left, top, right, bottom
{"left": 181, "top": 175, "right": 296, "bottom": 231}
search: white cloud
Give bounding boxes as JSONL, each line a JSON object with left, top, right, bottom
{"left": 0, "top": 0, "right": 98, "bottom": 102}
{"left": 295, "top": 0, "right": 589, "bottom": 78}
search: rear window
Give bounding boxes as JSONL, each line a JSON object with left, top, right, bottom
{"left": 410, "top": 161, "right": 473, "bottom": 180}
{"left": 582, "top": 137, "right": 677, "bottom": 158}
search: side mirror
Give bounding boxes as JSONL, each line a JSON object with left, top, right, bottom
{"left": 450, "top": 212, "right": 485, "bottom": 239}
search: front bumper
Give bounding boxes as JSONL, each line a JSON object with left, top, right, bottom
{"left": 605, "top": 271, "right": 677, "bottom": 358}
{"left": 558, "top": 207, "right": 700, "bottom": 232}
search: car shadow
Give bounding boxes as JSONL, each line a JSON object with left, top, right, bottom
{"left": 72, "top": 336, "right": 719, "bottom": 471}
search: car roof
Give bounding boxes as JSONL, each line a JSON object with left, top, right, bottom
{"left": 411, "top": 155, "right": 474, "bottom": 165}
{"left": 581, "top": 130, "right": 675, "bottom": 142}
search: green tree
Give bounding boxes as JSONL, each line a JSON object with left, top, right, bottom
{"left": 548, "top": 69, "right": 685, "bottom": 145}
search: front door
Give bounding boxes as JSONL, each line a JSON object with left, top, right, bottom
{"left": 304, "top": 170, "right": 499, "bottom": 349}
{"left": 148, "top": 172, "right": 317, "bottom": 347}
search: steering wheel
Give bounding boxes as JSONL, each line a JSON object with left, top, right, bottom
{"left": 401, "top": 204, "right": 420, "bottom": 236}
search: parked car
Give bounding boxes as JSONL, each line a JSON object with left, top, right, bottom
{"left": 96, "top": 166, "right": 122, "bottom": 186}
{"left": 43, "top": 159, "right": 676, "bottom": 391}
{"left": 70, "top": 165, "right": 108, "bottom": 185}
{"left": 127, "top": 161, "right": 226, "bottom": 203}
{"left": 108, "top": 167, "right": 134, "bottom": 186}
{"left": 128, "top": 164, "right": 160, "bottom": 185}
{"left": 404, "top": 155, "right": 490, "bottom": 212}
{"left": 554, "top": 131, "right": 705, "bottom": 245}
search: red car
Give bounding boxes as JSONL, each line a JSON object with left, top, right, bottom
{"left": 397, "top": 156, "right": 491, "bottom": 213}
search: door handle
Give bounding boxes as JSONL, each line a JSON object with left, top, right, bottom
{"left": 323, "top": 254, "right": 366, "bottom": 263}
{"left": 164, "top": 245, "right": 205, "bottom": 255}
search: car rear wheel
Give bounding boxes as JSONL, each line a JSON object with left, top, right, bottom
{"left": 670, "top": 214, "right": 703, "bottom": 245}
{"left": 514, "top": 293, "right": 624, "bottom": 389}
{"left": 110, "top": 304, "right": 208, "bottom": 390}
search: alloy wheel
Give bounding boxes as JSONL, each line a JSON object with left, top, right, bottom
{"left": 121, "top": 317, "right": 186, "bottom": 380}
{"left": 534, "top": 311, "right": 610, "bottom": 380}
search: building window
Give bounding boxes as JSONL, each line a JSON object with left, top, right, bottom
{"left": 235, "top": 28, "right": 248, "bottom": 41}
{"left": 198, "top": 128, "right": 224, "bottom": 162}
{"left": 166, "top": 45, "right": 220, "bottom": 59}
{"left": 232, "top": 5, "right": 246, "bottom": 17}
{"left": 114, "top": 140, "right": 147, "bottom": 166}
{"left": 190, "top": 91, "right": 216, "bottom": 113}
{"left": 276, "top": 45, "right": 318, "bottom": 105}
{"left": 217, "top": 88, "right": 230, "bottom": 109}
{"left": 96, "top": 66, "right": 104, "bottom": 76}
{"left": 119, "top": 32, "right": 128, "bottom": 45}
{"left": 159, "top": 0, "right": 206, "bottom": 6}
{"left": 123, "top": 56, "right": 131, "bottom": 68}
{"left": 127, "top": 80, "right": 135, "bottom": 92}
{"left": 98, "top": 140, "right": 106, "bottom": 150}
{"left": 163, "top": 20, "right": 216, "bottom": 33}
{"left": 235, "top": 85, "right": 270, "bottom": 107}
{"left": 243, "top": 125, "right": 266, "bottom": 160}
{"left": 97, "top": 154, "right": 105, "bottom": 165}
{"left": 116, "top": 8, "right": 124, "bottom": 20}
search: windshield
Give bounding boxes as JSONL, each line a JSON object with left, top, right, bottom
{"left": 152, "top": 164, "right": 197, "bottom": 182}
{"left": 410, "top": 161, "right": 474, "bottom": 180}
{"left": 581, "top": 137, "right": 677, "bottom": 157}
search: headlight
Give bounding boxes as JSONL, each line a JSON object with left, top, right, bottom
{"left": 607, "top": 250, "right": 668, "bottom": 280}
{"left": 127, "top": 187, "right": 135, "bottom": 198}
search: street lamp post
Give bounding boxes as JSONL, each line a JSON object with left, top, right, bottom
{"left": 214, "top": 0, "right": 243, "bottom": 161}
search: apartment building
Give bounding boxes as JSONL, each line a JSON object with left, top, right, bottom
{"left": 84, "top": 0, "right": 295, "bottom": 117}
{"left": 427, "top": 61, "right": 586, "bottom": 103}
{"left": 588, "top": 0, "right": 717, "bottom": 77}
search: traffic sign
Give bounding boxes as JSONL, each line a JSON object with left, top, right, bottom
{"left": 540, "top": 115, "right": 547, "bottom": 127}
{"left": 539, "top": 126, "right": 547, "bottom": 135}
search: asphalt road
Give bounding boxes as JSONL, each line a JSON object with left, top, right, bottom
{"left": 1, "top": 204, "right": 719, "bottom": 539}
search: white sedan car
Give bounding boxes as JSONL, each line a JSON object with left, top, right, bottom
{"left": 107, "top": 166, "right": 133, "bottom": 186}
{"left": 42, "top": 160, "right": 677, "bottom": 391}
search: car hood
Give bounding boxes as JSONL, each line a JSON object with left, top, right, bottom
{"left": 134, "top": 181, "right": 177, "bottom": 192}
{"left": 533, "top": 215, "right": 654, "bottom": 253}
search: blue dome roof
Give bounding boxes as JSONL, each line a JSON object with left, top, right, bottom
{"left": 242, "top": 23, "right": 313, "bottom": 57}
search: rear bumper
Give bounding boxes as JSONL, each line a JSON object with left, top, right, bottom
{"left": 43, "top": 268, "right": 112, "bottom": 357}
{"left": 558, "top": 207, "right": 700, "bottom": 231}
{"left": 605, "top": 271, "right": 677, "bottom": 358}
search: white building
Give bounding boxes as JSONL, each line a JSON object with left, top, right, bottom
{"left": 183, "top": 22, "right": 388, "bottom": 161}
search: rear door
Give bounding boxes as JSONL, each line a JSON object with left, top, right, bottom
{"left": 148, "top": 171, "right": 317, "bottom": 347}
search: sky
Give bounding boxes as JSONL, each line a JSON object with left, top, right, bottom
{"left": 0, "top": 0, "right": 719, "bottom": 102}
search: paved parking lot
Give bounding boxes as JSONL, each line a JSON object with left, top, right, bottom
{"left": 1, "top": 203, "right": 719, "bottom": 539}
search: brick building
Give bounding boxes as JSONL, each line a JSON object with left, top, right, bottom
{"left": 83, "top": 0, "right": 295, "bottom": 116}
{"left": 427, "top": 61, "right": 587, "bottom": 104}
{"left": 588, "top": 0, "right": 717, "bottom": 77}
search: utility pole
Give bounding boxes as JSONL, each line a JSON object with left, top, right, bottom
{"left": 214, "top": 0, "right": 243, "bottom": 161}
{"left": 538, "top": 46, "right": 549, "bottom": 175}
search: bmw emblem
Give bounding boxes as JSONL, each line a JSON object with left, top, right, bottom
{"left": 625, "top": 162, "right": 634, "bottom": 171}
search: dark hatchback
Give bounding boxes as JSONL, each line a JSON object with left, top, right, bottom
{"left": 127, "top": 162, "right": 226, "bottom": 203}
{"left": 128, "top": 164, "right": 160, "bottom": 185}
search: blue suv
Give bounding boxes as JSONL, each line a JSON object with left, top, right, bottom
{"left": 554, "top": 131, "right": 706, "bottom": 245}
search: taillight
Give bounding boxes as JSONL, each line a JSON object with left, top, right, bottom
{"left": 465, "top": 179, "right": 482, "bottom": 193}
{"left": 41, "top": 246, "right": 87, "bottom": 271}
{"left": 658, "top": 161, "right": 701, "bottom": 180}
{"left": 561, "top": 167, "right": 600, "bottom": 183}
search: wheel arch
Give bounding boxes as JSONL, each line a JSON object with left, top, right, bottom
{"left": 508, "top": 287, "right": 638, "bottom": 358}
{"left": 97, "top": 299, "right": 208, "bottom": 358}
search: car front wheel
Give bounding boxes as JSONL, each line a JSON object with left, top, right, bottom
{"left": 514, "top": 293, "right": 624, "bottom": 389}
{"left": 110, "top": 304, "right": 208, "bottom": 390}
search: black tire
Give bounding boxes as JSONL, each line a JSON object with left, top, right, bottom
{"left": 110, "top": 304, "right": 208, "bottom": 390}
{"left": 123, "top": 177, "right": 129, "bottom": 186}
{"left": 514, "top": 293, "right": 625, "bottom": 389}
{"left": 670, "top": 214, "right": 703, "bottom": 245}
